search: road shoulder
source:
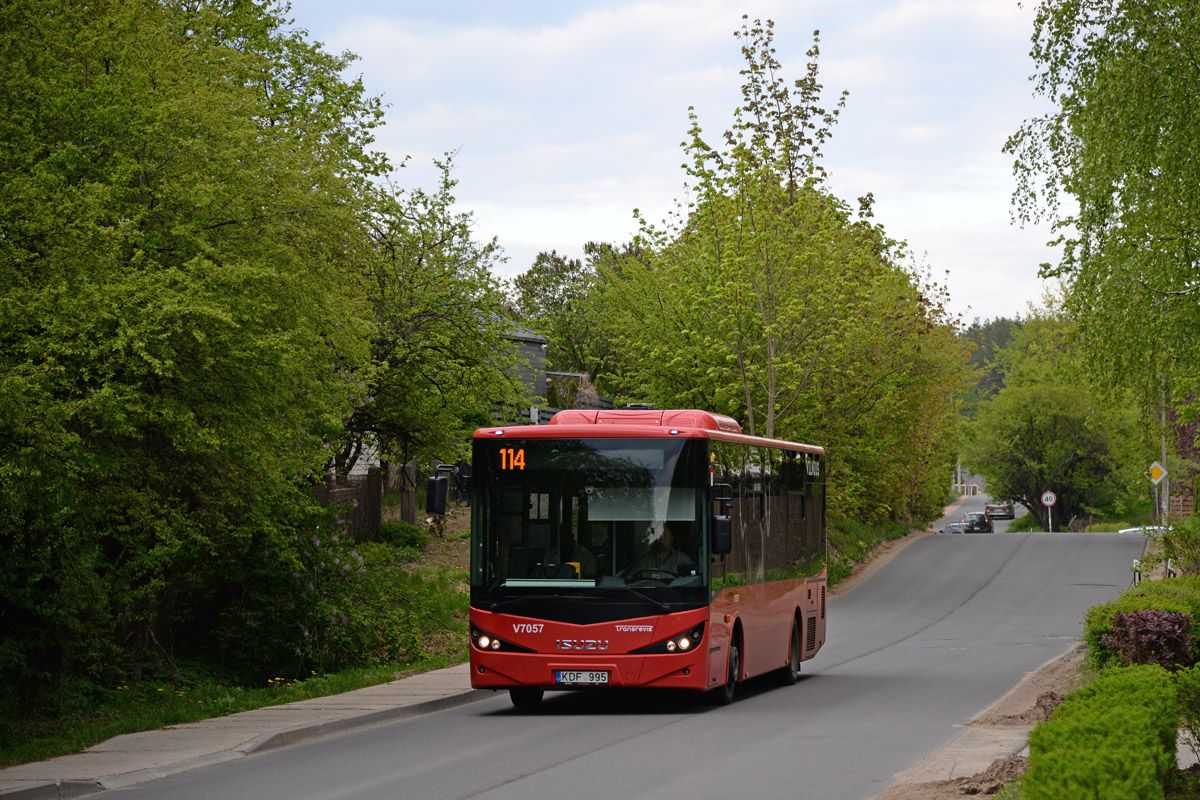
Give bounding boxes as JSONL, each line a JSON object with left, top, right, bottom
{"left": 872, "top": 643, "right": 1085, "bottom": 799}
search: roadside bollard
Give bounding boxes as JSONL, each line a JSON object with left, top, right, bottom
{"left": 1133, "top": 558, "right": 1142, "bottom": 586}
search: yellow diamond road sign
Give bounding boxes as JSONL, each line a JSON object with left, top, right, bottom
{"left": 1149, "top": 461, "right": 1167, "bottom": 485}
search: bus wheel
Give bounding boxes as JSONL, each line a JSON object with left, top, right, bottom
{"left": 509, "top": 687, "right": 544, "bottom": 708}
{"left": 776, "top": 620, "right": 800, "bottom": 686}
{"left": 716, "top": 642, "right": 740, "bottom": 705}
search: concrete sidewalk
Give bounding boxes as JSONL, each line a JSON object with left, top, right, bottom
{"left": 0, "top": 663, "right": 490, "bottom": 799}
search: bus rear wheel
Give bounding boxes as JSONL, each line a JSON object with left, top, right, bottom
{"left": 509, "top": 687, "right": 544, "bottom": 708}
{"left": 775, "top": 620, "right": 800, "bottom": 686}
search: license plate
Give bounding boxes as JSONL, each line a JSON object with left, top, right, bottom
{"left": 555, "top": 670, "right": 609, "bottom": 685}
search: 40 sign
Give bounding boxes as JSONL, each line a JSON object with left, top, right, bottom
{"left": 1041, "top": 491, "right": 1057, "bottom": 507}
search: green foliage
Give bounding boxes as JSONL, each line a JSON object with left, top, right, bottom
{"left": 0, "top": 659, "right": 458, "bottom": 769}
{"left": 585, "top": 20, "right": 968, "bottom": 527}
{"left": 1008, "top": 1, "right": 1200, "bottom": 421}
{"left": 964, "top": 308, "right": 1144, "bottom": 530}
{"left": 1140, "top": 517, "right": 1200, "bottom": 578}
{"left": 512, "top": 243, "right": 625, "bottom": 396}
{"left": 1173, "top": 663, "right": 1200, "bottom": 767}
{"left": 0, "top": 0, "right": 494, "bottom": 725}
{"left": 826, "top": 516, "right": 912, "bottom": 587}
{"left": 960, "top": 316, "right": 1024, "bottom": 418}
{"left": 1083, "top": 578, "right": 1200, "bottom": 670}
{"left": 0, "top": 0, "right": 388, "bottom": 708}
{"left": 1024, "top": 665, "right": 1177, "bottom": 800}
{"left": 378, "top": 519, "right": 429, "bottom": 550}
{"left": 342, "top": 161, "right": 527, "bottom": 476}
{"left": 0, "top": 530, "right": 469, "bottom": 766}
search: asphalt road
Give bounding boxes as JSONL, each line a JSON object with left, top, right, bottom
{"left": 937, "top": 491, "right": 1030, "bottom": 533}
{"left": 100, "top": 522, "right": 1145, "bottom": 800}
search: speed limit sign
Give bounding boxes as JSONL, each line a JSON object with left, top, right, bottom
{"left": 1041, "top": 491, "right": 1057, "bottom": 507}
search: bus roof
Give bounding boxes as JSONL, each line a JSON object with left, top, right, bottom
{"left": 473, "top": 409, "right": 824, "bottom": 455}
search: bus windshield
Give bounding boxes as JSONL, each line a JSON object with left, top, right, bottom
{"left": 471, "top": 437, "right": 708, "bottom": 610}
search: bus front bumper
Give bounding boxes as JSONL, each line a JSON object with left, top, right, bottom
{"left": 470, "top": 650, "right": 712, "bottom": 692}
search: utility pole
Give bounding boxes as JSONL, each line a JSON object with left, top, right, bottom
{"left": 1162, "top": 382, "right": 1171, "bottom": 521}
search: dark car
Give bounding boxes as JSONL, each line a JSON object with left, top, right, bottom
{"left": 985, "top": 501, "right": 1014, "bottom": 519}
{"left": 962, "top": 511, "right": 994, "bottom": 533}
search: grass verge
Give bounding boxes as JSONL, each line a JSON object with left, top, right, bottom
{"left": 827, "top": 515, "right": 916, "bottom": 586}
{"left": 0, "top": 655, "right": 463, "bottom": 769}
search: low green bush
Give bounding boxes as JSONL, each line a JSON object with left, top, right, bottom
{"left": 826, "top": 516, "right": 911, "bottom": 587}
{"left": 378, "top": 519, "right": 429, "bottom": 550}
{"left": 1006, "top": 513, "right": 1043, "bottom": 533}
{"left": 1083, "top": 577, "right": 1200, "bottom": 670}
{"left": 1174, "top": 663, "right": 1200, "bottom": 769}
{"left": 1102, "top": 610, "right": 1194, "bottom": 671}
{"left": 1140, "top": 517, "right": 1200, "bottom": 578}
{"left": 1024, "top": 664, "right": 1177, "bottom": 800}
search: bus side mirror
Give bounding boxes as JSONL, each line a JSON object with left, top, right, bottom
{"left": 711, "top": 482, "right": 733, "bottom": 555}
{"left": 711, "top": 514, "right": 732, "bottom": 555}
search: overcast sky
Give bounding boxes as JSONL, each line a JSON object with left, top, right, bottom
{"left": 286, "top": 0, "right": 1061, "bottom": 324}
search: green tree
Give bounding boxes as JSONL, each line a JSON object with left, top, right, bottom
{"left": 0, "top": 0, "right": 381, "bottom": 699}
{"left": 511, "top": 242, "right": 630, "bottom": 396}
{"left": 591, "top": 19, "right": 968, "bottom": 523}
{"left": 346, "top": 162, "right": 527, "bottom": 515}
{"left": 960, "top": 316, "right": 1024, "bottom": 418}
{"left": 964, "top": 309, "right": 1142, "bottom": 529}
{"left": 1008, "top": 0, "right": 1200, "bottom": 419}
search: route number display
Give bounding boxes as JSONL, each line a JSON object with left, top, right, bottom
{"left": 499, "top": 447, "right": 526, "bottom": 471}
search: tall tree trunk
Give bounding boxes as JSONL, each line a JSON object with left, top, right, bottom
{"left": 400, "top": 461, "right": 417, "bottom": 525}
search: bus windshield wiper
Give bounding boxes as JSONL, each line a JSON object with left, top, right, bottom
{"left": 618, "top": 586, "right": 671, "bottom": 613}
{"left": 491, "top": 593, "right": 607, "bottom": 611}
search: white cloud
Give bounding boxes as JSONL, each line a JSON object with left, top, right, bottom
{"left": 288, "top": 0, "right": 1060, "bottom": 320}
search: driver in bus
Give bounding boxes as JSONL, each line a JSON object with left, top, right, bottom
{"left": 560, "top": 529, "right": 596, "bottom": 578}
{"left": 630, "top": 522, "right": 696, "bottom": 578}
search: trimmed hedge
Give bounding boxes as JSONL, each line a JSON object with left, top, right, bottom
{"left": 1083, "top": 577, "right": 1200, "bottom": 670}
{"left": 1024, "top": 665, "right": 1177, "bottom": 800}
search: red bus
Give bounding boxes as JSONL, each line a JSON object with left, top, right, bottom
{"left": 466, "top": 408, "right": 827, "bottom": 706}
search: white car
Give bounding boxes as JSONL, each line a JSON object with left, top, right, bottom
{"left": 1117, "top": 526, "right": 1167, "bottom": 536}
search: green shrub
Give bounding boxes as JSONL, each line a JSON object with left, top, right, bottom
{"left": 1141, "top": 516, "right": 1200, "bottom": 577}
{"left": 1006, "top": 513, "right": 1043, "bottom": 532}
{"left": 1101, "top": 610, "right": 1194, "bottom": 671}
{"left": 1175, "top": 663, "right": 1200, "bottom": 765}
{"left": 1083, "top": 577, "right": 1200, "bottom": 670}
{"left": 378, "top": 519, "right": 429, "bottom": 550}
{"left": 826, "top": 516, "right": 910, "bottom": 587}
{"left": 1024, "top": 665, "right": 1177, "bottom": 800}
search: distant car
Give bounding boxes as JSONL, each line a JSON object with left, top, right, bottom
{"left": 962, "top": 511, "right": 994, "bottom": 533}
{"left": 943, "top": 521, "right": 968, "bottom": 534}
{"left": 985, "top": 501, "right": 1014, "bottom": 519}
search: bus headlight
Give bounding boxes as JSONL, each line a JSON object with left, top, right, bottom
{"left": 632, "top": 623, "right": 706, "bottom": 655}
{"left": 471, "top": 625, "right": 535, "bottom": 653}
